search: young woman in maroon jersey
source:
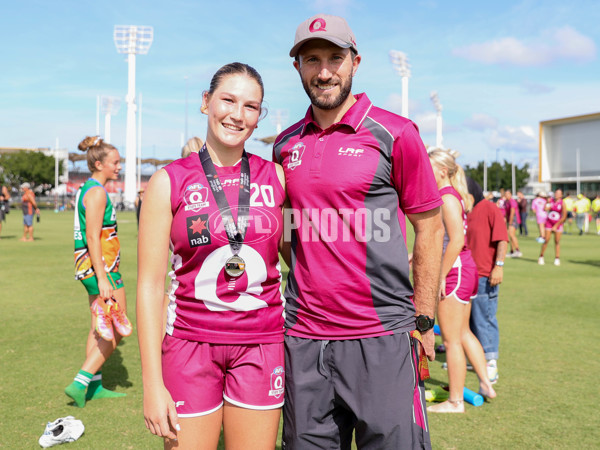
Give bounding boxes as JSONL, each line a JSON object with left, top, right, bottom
{"left": 538, "top": 189, "right": 567, "bottom": 266}
{"left": 137, "top": 63, "right": 286, "bottom": 449}
{"left": 427, "top": 149, "right": 496, "bottom": 413}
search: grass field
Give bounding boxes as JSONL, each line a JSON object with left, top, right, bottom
{"left": 0, "top": 210, "right": 599, "bottom": 449}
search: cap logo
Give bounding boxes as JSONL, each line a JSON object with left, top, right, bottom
{"left": 309, "top": 18, "right": 327, "bottom": 33}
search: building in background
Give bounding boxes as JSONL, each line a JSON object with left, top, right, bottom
{"left": 539, "top": 112, "right": 600, "bottom": 197}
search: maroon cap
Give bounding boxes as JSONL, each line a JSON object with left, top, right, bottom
{"left": 290, "top": 14, "right": 357, "bottom": 58}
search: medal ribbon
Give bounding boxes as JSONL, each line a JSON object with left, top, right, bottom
{"left": 410, "top": 329, "right": 430, "bottom": 380}
{"left": 198, "top": 145, "right": 250, "bottom": 255}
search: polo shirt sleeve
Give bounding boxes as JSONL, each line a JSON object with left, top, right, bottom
{"left": 391, "top": 122, "right": 442, "bottom": 214}
{"left": 490, "top": 206, "right": 509, "bottom": 243}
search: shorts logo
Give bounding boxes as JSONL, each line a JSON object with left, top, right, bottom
{"left": 338, "top": 147, "right": 364, "bottom": 157}
{"left": 309, "top": 18, "right": 327, "bottom": 33}
{"left": 287, "top": 143, "right": 305, "bottom": 171}
{"left": 175, "top": 401, "right": 185, "bottom": 407}
{"left": 187, "top": 214, "right": 211, "bottom": 247}
{"left": 184, "top": 183, "right": 210, "bottom": 212}
{"left": 269, "top": 366, "right": 284, "bottom": 398}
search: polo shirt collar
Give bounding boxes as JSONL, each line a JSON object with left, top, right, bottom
{"left": 300, "top": 93, "right": 372, "bottom": 137}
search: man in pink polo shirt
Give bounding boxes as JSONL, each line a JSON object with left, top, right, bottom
{"left": 274, "top": 13, "right": 444, "bottom": 449}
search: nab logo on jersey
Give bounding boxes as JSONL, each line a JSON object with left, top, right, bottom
{"left": 187, "top": 214, "right": 211, "bottom": 247}
{"left": 338, "top": 147, "right": 364, "bottom": 157}
{"left": 287, "top": 142, "right": 305, "bottom": 170}
{"left": 184, "top": 183, "right": 210, "bottom": 212}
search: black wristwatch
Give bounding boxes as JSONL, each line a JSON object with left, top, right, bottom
{"left": 415, "top": 315, "right": 435, "bottom": 333}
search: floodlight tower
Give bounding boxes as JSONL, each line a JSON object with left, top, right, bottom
{"left": 114, "top": 25, "right": 153, "bottom": 205}
{"left": 389, "top": 50, "right": 411, "bottom": 118}
{"left": 101, "top": 95, "right": 121, "bottom": 143}
{"left": 430, "top": 91, "right": 443, "bottom": 149}
{"left": 271, "top": 109, "right": 289, "bottom": 135}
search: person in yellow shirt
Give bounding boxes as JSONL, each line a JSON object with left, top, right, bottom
{"left": 592, "top": 195, "right": 600, "bottom": 235}
{"left": 574, "top": 194, "right": 591, "bottom": 235}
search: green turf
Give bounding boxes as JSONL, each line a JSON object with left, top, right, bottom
{"left": 0, "top": 211, "right": 599, "bottom": 448}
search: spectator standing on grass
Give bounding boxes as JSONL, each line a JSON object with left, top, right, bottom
{"left": 20, "top": 182, "right": 39, "bottom": 242}
{"left": 517, "top": 191, "right": 528, "bottom": 236}
{"left": 592, "top": 194, "right": 600, "bottom": 235}
{"left": 504, "top": 190, "right": 522, "bottom": 257}
{"left": 531, "top": 191, "right": 548, "bottom": 244}
{"left": 0, "top": 183, "right": 10, "bottom": 238}
{"left": 496, "top": 189, "right": 506, "bottom": 211}
{"left": 135, "top": 189, "right": 144, "bottom": 227}
{"left": 563, "top": 192, "right": 574, "bottom": 234}
{"left": 539, "top": 189, "right": 567, "bottom": 266}
{"left": 574, "top": 193, "right": 591, "bottom": 235}
{"left": 137, "top": 63, "right": 286, "bottom": 449}
{"left": 65, "top": 136, "right": 132, "bottom": 408}
{"left": 466, "top": 178, "right": 508, "bottom": 386}
{"left": 274, "top": 13, "right": 443, "bottom": 447}
{"left": 426, "top": 150, "right": 496, "bottom": 414}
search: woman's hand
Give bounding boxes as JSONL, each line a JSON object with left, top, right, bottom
{"left": 97, "top": 276, "right": 113, "bottom": 300}
{"left": 439, "top": 279, "right": 447, "bottom": 301}
{"left": 143, "top": 384, "right": 179, "bottom": 440}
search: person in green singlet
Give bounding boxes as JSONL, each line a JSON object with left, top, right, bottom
{"left": 65, "top": 136, "right": 132, "bottom": 408}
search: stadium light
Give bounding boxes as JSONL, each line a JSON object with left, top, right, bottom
{"left": 184, "top": 75, "right": 189, "bottom": 143}
{"left": 114, "top": 25, "right": 153, "bottom": 205}
{"left": 430, "top": 91, "right": 443, "bottom": 149}
{"left": 101, "top": 95, "right": 121, "bottom": 144}
{"left": 389, "top": 50, "right": 411, "bottom": 118}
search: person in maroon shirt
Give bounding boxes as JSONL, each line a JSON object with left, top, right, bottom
{"left": 517, "top": 191, "right": 528, "bottom": 236}
{"left": 466, "top": 178, "right": 508, "bottom": 384}
{"left": 504, "top": 190, "right": 521, "bottom": 257}
{"left": 275, "top": 13, "right": 443, "bottom": 450}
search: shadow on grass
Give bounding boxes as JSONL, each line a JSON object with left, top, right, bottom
{"left": 102, "top": 342, "right": 133, "bottom": 390}
{"left": 567, "top": 259, "right": 600, "bottom": 268}
{"left": 510, "top": 257, "right": 540, "bottom": 264}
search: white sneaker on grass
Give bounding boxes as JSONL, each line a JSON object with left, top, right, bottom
{"left": 554, "top": 258, "right": 560, "bottom": 266}
{"left": 487, "top": 359, "right": 498, "bottom": 384}
{"left": 538, "top": 257, "right": 545, "bottom": 265}
{"left": 39, "top": 416, "right": 84, "bottom": 448}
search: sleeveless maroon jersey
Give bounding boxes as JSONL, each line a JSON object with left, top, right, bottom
{"left": 163, "top": 153, "right": 285, "bottom": 344}
{"left": 439, "top": 185, "right": 468, "bottom": 253}
{"left": 546, "top": 198, "right": 564, "bottom": 229}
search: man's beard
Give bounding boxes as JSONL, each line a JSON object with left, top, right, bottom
{"left": 302, "top": 75, "right": 353, "bottom": 110}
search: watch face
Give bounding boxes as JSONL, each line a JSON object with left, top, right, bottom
{"left": 417, "top": 316, "right": 432, "bottom": 331}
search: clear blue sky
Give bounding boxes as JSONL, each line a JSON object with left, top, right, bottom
{"left": 1, "top": 0, "right": 598, "bottom": 169}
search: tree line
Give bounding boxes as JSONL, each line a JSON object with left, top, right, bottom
{"left": 0, "top": 151, "right": 64, "bottom": 187}
{"left": 0, "top": 150, "right": 531, "bottom": 193}
{"left": 464, "top": 160, "right": 530, "bottom": 192}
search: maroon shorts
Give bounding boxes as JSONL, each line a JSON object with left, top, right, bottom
{"left": 162, "top": 335, "right": 285, "bottom": 417}
{"left": 444, "top": 252, "right": 478, "bottom": 303}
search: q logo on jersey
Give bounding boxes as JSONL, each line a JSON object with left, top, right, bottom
{"left": 187, "top": 214, "right": 211, "bottom": 247}
{"left": 184, "top": 183, "right": 210, "bottom": 212}
{"left": 287, "top": 142, "right": 305, "bottom": 170}
{"left": 548, "top": 211, "right": 561, "bottom": 221}
{"left": 269, "top": 366, "right": 284, "bottom": 398}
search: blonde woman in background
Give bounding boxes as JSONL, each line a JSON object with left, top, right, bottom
{"left": 427, "top": 149, "right": 496, "bottom": 413}
{"left": 181, "top": 136, "right": 204, "bottom": 158}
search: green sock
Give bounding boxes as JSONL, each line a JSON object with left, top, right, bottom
{"left": 86, "top": 371, "right": 126, "bottom": 400}
{"left": 65, "top": 370, "right": 93, "bottom": 408}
